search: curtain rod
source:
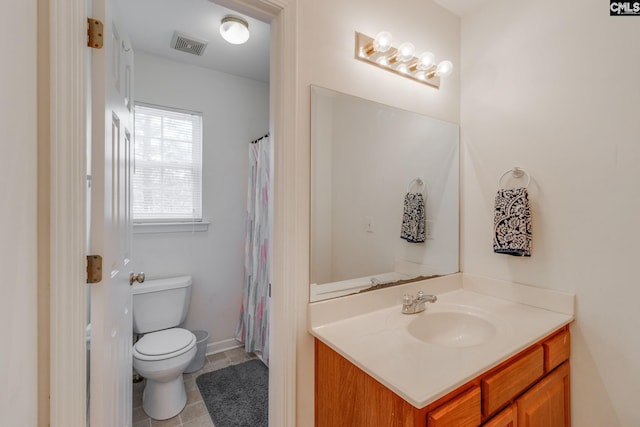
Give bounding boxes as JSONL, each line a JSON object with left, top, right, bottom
{"left": 250, "top": 132, "right": 270, "bottom": 144}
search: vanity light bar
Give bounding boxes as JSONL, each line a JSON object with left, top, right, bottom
{"left": 354, "top": 31, "right": 453, "bottom": 89}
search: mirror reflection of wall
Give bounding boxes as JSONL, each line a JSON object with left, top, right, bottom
{"left": 310, "top": 86, "right": 459, "bottom": 301}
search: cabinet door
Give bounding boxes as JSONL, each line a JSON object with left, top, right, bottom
{"left": 484, "top": 404, "right": 517, "bottom": 427}
{"left": 517, "top": 363, "right": 570, "bottom": 427}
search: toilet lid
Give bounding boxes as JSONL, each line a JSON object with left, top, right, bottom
{"left": 135, "top": 328, "right": 195, "bottom": 357}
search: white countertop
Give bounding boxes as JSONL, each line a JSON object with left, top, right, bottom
{"left": 308, "top": 273, "right": 575, "bottom": 409}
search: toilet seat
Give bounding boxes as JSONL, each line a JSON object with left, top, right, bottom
{"left": 134, "top": 328, "right": 195, "bottom": 361}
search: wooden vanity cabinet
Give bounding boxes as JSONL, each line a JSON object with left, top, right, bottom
{"left": 315, "top": 325, "right": 570, "bottom": 427}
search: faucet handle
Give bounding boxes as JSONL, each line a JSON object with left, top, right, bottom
{"left": 402, "top": 294, "right": 414, "bottom": 314}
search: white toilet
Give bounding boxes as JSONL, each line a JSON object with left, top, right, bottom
{"left": 132, "top": 275, "right": 197, "bottom": 420}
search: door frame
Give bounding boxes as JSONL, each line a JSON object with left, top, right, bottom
{"left": 46, "top": 0, "right": 301, "bottom": 425}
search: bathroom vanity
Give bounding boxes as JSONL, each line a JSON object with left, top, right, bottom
{"left": 309, "top": 274, "right": 574, "bottom": 427}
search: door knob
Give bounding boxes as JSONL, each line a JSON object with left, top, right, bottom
{"left": 130, "top": 272, "right": 145, "bottom": 286}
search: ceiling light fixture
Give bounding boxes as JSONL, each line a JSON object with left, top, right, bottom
{"left": 220, "top": 15, "right": 250, "bottom": 45}
{"left": 355, "top": 31, "right": 453, "bottom": 89}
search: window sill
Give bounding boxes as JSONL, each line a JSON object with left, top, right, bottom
{"left": 133, "top": 221, "right": 210, "bottom": 234}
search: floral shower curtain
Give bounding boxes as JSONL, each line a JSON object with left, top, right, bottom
{"left": 236, "top": 134, "right": 271, "bottom": 364}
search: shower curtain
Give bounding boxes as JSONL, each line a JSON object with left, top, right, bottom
{"left": 236, "top": 134, "right": 271, "bottom": 364}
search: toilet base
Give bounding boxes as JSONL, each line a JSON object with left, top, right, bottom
{"left": 142, "top": 375, "right": 187, "bottom": 420}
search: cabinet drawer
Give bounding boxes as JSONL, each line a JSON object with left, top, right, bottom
{"left": 482, "top": 346, "right": 544, "bottom": 416}
{"left": 544, "top": 329, "right": 570, "bottom": 372}
{"left": 427, "top": 386, "right": 481, "bottom": 427}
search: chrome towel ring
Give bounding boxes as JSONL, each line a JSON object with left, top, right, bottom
{"left": 407, "top": 177, "right": 425, "bottom": 193}
{"left": 498, "top": 167, "right": 530, "bottom": 189}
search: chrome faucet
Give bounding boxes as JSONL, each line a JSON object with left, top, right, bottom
{"left": 402, "top": 291, "right": 437, "bottom": 314}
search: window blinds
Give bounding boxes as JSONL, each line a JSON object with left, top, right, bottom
{"left": 133, "top": 103, "right": 203, "bottom": 222}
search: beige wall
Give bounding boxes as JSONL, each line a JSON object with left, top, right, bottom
{"left": 460, "top": 0, "right": 640, "bottom": 425}
{"left": 297, "top": 0, "right": 460, "bottom": 422}
{"left": 0, "top": 0, "right": 38, "bottom": 425}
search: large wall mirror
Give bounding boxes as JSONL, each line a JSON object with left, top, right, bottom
{"left": 310, "top": 86, "right": 459, "bottom": 301}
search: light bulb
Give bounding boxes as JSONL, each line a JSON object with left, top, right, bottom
{"left": 220, "top": 16, "right": 250, "bottom": 45}
{"left": 376, "top": 56, "right": 388, "bottom": 66}
{"left": 396, "top": 42, "right": 415, "bottom": 62}
{"left": 372, "top": 31, "right": 393, "bottom": 53}
{"left": 397, "top": 63, "right": 408, "bottom": 74}
{"left": 435, "top": 60, "right": 454, "bottom": 77}
{"left": 417, "top": 52, "right": 435, "bottom": 70}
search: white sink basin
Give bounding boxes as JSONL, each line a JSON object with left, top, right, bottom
{"left": 407, "top": 311, "right": 497, "bottom": 347}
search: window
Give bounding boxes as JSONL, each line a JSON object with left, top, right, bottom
{"left": 133, "top": 103, "right": 203, "bottom": 222}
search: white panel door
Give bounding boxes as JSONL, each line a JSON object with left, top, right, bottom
{"left": 89, "top": 0, "right": 135, "bottom": 424}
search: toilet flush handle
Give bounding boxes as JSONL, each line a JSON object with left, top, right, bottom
{"left": 130, "top": 272, "right": 145, "bottom": 286}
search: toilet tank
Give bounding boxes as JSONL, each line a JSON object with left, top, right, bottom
{"left": 132, "top": 275, "right": 192, "bottom": 334}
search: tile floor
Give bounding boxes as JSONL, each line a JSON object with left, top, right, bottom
{"left": 132, "top": 347, "right": 258, "bottom": 427}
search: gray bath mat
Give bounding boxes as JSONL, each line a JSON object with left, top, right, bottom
{"left": 196, "top": 359, "right": 268, "bottom": 427}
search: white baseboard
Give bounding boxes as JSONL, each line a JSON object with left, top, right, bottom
{"left": 206, "top": 338, "right": 243, "bottom": 356}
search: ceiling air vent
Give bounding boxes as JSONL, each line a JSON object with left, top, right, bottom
{"left": 170, "top": 31, "right": 208, "bottom": 56}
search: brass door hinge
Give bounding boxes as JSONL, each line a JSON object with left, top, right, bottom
{"left": 86, "top": 255, "right": 103, "bottom": 284}
{"left": 88, "top": 18, "right": 104, "bottom": 49}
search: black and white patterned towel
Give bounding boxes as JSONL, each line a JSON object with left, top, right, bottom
{"left": 493, "top": 187, "right": 531, "bottom": 256}
{"left": 400, "top": 193, "right": 426, "bottom": 243}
